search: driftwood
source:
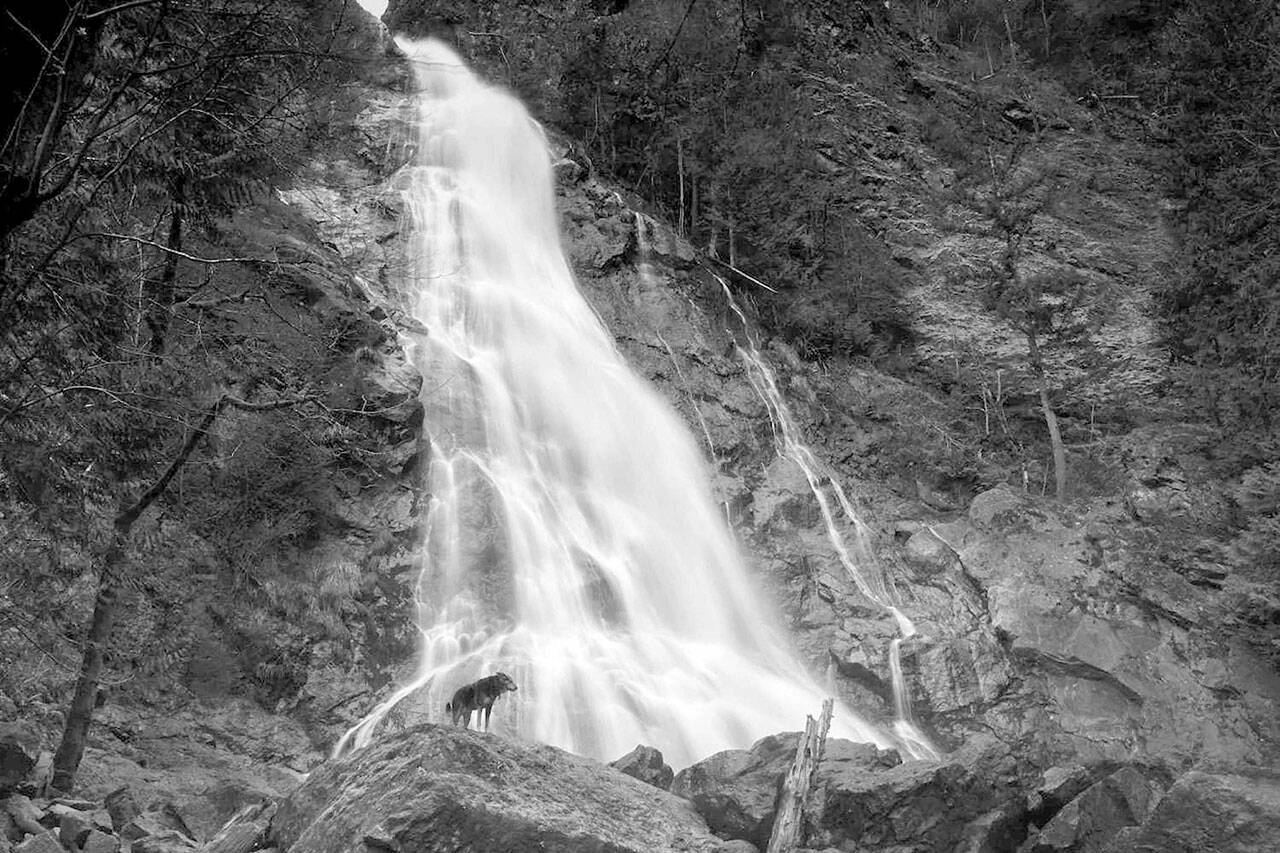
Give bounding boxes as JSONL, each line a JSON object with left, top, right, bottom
{"left": 766, "top": 698, "right": 834, "bottom": 853}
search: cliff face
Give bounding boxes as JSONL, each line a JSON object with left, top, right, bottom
{"left": 551, "top": 154, "right": 1280, "bottom": 767}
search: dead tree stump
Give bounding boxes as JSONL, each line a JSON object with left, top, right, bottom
{"left": 766, "top": 698, "right": 833, "bottom": 853}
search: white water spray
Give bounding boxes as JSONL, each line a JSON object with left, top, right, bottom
{"left": 337, "top": 39, "right": 891, "bottom": 767}
{"left": 718, "top": 281, "right": 938, "bottom": 760}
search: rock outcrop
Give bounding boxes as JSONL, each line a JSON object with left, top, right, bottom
{"left": 1104, "top": 769, "right": 1280, "bottom": 853}
{"left": 0, "top": 724, "right": 40, "bottom": 795}
{"left": 0, "top": 788, "right": 209, "bottom": 853}
{"left": 672, "top": 731, "right": 1021, "bottom": 852}
{"left": 610, "top": 744, "right": 675, "bottom": 791}
{"left": 268, "top": 725, "right": 721, "bottom": 853}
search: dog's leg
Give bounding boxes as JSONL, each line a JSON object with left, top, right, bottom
{"left": 484, "top": 704, "right": 492, "bottom": 732}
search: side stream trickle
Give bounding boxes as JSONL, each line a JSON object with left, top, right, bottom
{"left": 711, "top": 276, "right": 939, "bottom": 761}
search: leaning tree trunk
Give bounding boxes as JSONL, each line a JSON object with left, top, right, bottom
{"left": 50, "top": 399, "right": 223, "bottom": 791}
{"left": 49, "top": 393, "right": 308, "bottom": 791}
{"left": 50, "top": 532, "right": 125, "bottom": 791}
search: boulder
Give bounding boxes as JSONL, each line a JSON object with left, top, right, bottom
{"left": 956, "top": 805, "right": 1028, "bottom": 853}
{"left": 120, "top": 814, "right": 172, "bottom": 845}
{"left": 1025, "top": 764, "right": 1100, "bottom": 825}
{"left": 1103, "top": 769, "right": 1280, "bottom": 853}
{"left": 0, "top": 812, "right": 17, "bottom": 845}
{"left": 103, "top": 787, "right": 139, "bottom": 830}
{"left": 1026, "top": 765, "right": 1162, "bottom": 852}
{"left": 80, "top": 830, "right": 120, "bottom": 853}
{"left": 672, "top": 733, "right": 1022, "bottom": 852}
{"left": 671, "top": 733, "right": 918, "bottom": 850}
{"left": 0, "top": 725, "right": 40, "bottom": 794}
{"left": 12, "top": 832, "right": 60, "bottom": 853}
{"left": 2, "top": 795, "right": 44, "bottom": 836}
{"left": 671, "top": 732, "right": 806, "bottom": 846}
{"left": 269, "top": 724, "right": 719, "bottom": 853}
{"left": 610, "top": 745, "right": 674, "bottom": 790}
{"left": 57, "top": 807, "right": 94, "bottom": 850}
{"left": 903, "top": 528, "right": 956, "bottom": 573}
{"left": 813, "top": 735, "right": 1020, "bottom": 852}
{"left": 968, "top": 487, "right": 1025, "bottom": 533}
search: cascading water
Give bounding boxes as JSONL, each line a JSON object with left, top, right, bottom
{"left": 336, "top": 38, "right": 891, "bottom": 768}
{"left": 716, "top": 281, "right": 939, "bottom": 760}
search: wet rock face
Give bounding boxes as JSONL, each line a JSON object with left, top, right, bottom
{"left": 269, "top": 725, "right": 719, "bottom": 853}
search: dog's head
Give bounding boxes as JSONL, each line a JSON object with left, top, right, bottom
{"left": 494, "top": 672, "right": 518, "bottom": 693}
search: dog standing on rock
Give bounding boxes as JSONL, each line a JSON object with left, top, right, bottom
{"left": 446, "top": 672, "right": 518, "bottom": 731}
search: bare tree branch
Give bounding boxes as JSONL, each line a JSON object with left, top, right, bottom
{"left": 92, "top": 233, "right": 264, "bottom": 265}
{"left": 81, "top": 0, "right": 168, "bottom": 22}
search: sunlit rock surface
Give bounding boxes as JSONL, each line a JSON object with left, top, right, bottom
{"left": 268, "top": 725, "right": 720, "bottom": 853}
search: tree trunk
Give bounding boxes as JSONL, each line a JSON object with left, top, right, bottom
{"left": 47, "top": 393, "right": 309, "bottom": 791}
{"left": 50, "top": 398, "right": 223, "bottom": 791}
{"left": 1026, "top": 330, "right": 1067, "bottom": 500}
{"left": 766, "top": 698, "right": 833, "bottom": 853}
{"left": 51, "top": 532, "right": 124, "bottom": 791}
{"left": 145, "top": 175, "right": 185, "bottom": 355}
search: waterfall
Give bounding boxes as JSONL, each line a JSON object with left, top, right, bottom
{"left": 336, "top": 38, "right": 891, "bottom": 768}
{"left": 718, "top": 281, "right": 938, "bottom": 760}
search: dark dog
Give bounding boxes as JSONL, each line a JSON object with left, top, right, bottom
{"left": 445, "top": 672, "right": 518, "bottom": 731}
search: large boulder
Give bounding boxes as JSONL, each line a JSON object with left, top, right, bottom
{"left": 671, "top": 733, "right": 813, "bottom": 846}
{"left": 671, "top": 732, "right": 1018, "bottom": 852}
{"left": 0, "top": 725, "right": 40, "bottom": 794}
{"left": 610, "top": 745, "right": 674, "bottom": 791}
{"left": 268, "top": 724, "right": 719, "bottom": 853}
{"left": 812, "top": 735, "right": 1020, "bottom": 852}
{"left": 1026, "top": 765, "right": 1163, "bottom": 852}
{"left": 1103, "top": 768, "right": 1280, "bottom": 853}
